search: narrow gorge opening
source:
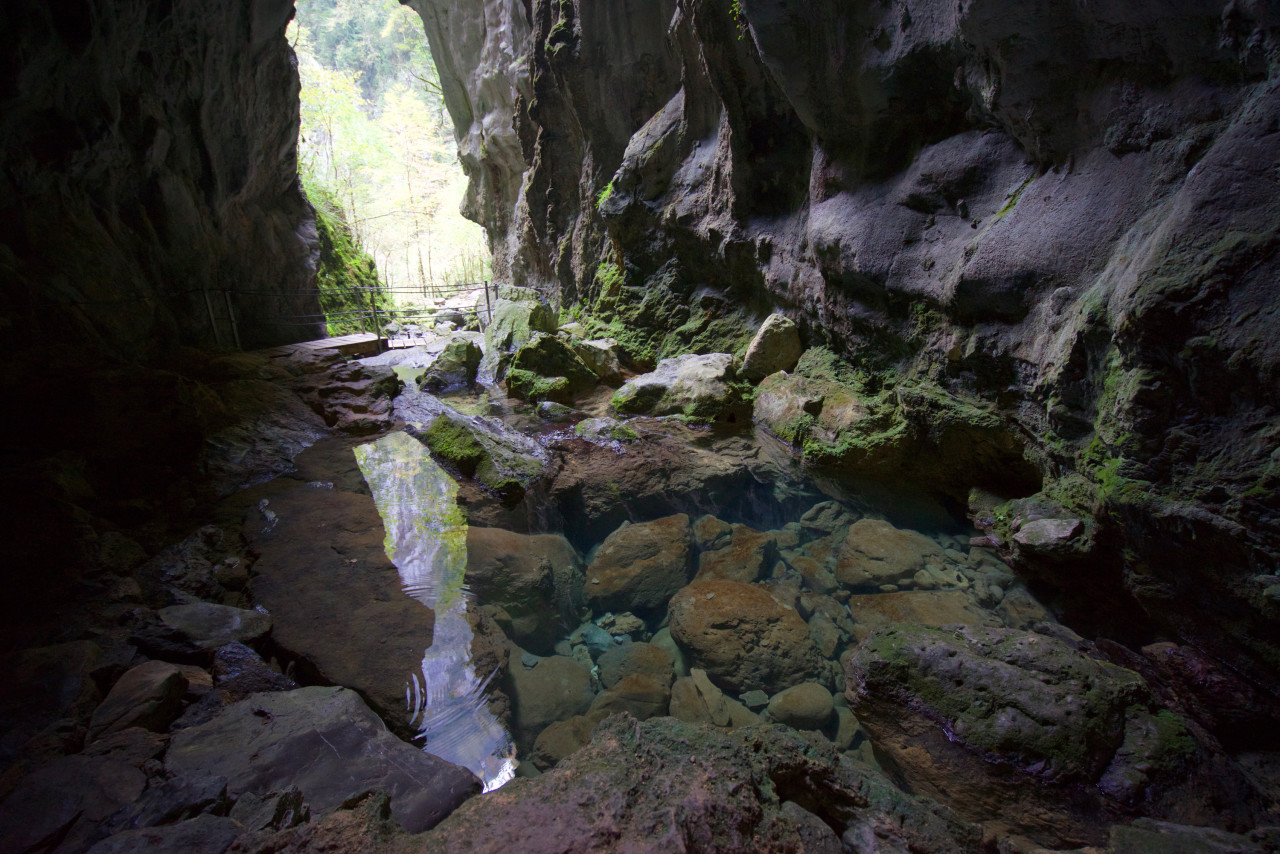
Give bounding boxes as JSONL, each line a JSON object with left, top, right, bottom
{"left": 290, "top": 0, "right": 489, "bottom": 338}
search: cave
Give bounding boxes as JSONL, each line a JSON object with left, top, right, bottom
{"left": 1, "top": 0, "right": 1279, "bottom": 851}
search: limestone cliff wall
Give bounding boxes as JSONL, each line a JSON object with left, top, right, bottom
{"left": 411, "top": 0, "right": 1280, "bottom": 681}
{"left": 0, "top": 0, "right": 322, "bottom": 358}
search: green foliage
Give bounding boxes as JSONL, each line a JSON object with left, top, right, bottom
{"left": 307, "top": 179, "right": 391, "bottom": 335}
{"left": 296, "top": 0, "right": 433, "bottom": 101}
{"left": 729, "top": 0, "right": 748, "bottom": 39}
{"left": 292, "top": 0, "right": 489, "bottom": 301}
{"left": 793, "top": 346, "right": 878, "bottom": 392}
{"left": 1149, "top": 709, "right": 1196, "bottom": 767}
{"left": 595, "top": 181, "right": 615, "bottom": 211}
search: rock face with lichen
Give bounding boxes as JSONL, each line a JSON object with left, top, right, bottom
{"left": 846, "top": 624, "right": 1268, "bottom": 846}
{"left": 407, "top": 0, "right": 1280, "bottom": 698}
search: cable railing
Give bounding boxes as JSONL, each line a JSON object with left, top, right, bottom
{"left": 255, "top": 280, "right": 497, "bottom": 350}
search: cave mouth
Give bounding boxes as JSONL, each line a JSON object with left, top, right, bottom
{"left": 289, "top": 0, "right": 489, "bottom": 336}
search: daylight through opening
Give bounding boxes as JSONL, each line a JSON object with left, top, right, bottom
{"left": 290, "top": 0, "right": 490, "bottom": 338}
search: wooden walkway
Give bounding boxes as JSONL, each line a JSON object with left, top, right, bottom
{"left": 257, "top": 332, "right": 432, "bottom": 359}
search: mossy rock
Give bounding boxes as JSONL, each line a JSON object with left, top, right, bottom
{"left": 421, "top": 415, "right": 486, "bottom": 477}
{"left": 408, "top": 401, "right": 550, "bottom": 502}
{"left": 506, "top": 333, "right": 598, "bottom": 404}
{"left": 574, "top": 417, "right": 640, "bottom": 445}
{"left": 506, "top": 369, "right": 572, "bottom": 404}
{"left": 420, "top": 336, "right": 483, "bottom": 392}
{"left": 611, "top": 353, "right": 747, "bottom": 424}
{"left": 848, "top": 623, "right": 1150, "bottom": 781}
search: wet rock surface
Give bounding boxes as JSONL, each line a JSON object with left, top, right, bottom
{"left": 416, "top": 715, "right": 981, "bottom": 853}
{"left": 847, "top": 623, "right": 1271, "bottom": 845}
{"left": 167, "top": 687, "right": 479, "bottom": 834}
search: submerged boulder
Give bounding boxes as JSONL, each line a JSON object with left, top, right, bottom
{"left": 584, "top": 515, "right": 693, "bottom": 618}
{"left": 611, "top": 353, "right": 746, "bottom": 423}
{"left": 505, "top": 654, "right": 595, "bottom": 748}
{"left": 834, "top": 519, "right": 947, "bottom": 590}
{"left": 668, "top": 577, "right": 825, "bottom": 694}
{"left": 466, "top": 528, "right": 583, "bottom": 654}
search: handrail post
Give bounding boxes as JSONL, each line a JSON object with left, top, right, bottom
{"left": 223, "top": 290, "right": 242, "bottom": 350}
{"left": 370, "top": 289, "right": 383, "bottom": 352}
{"left": 203, "top": 289, "right": 222, "bottom": 346}
{"left": 483, "top": 279, "right": 492, "bottom": 327}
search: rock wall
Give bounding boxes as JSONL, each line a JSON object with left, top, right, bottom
{"left": 411, "top": 0, "right": 1280, "bottom": 684}
{"left": 0, "top": 0, "right": 322, "bottom": 359}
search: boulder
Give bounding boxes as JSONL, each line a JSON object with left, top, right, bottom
{"left": 846, "top": 590, "right": 1002, "bottom": 642}
{"left": 696, "top": 524, "right": 779, "bottom": 583}
{"left": 1109, "top": 818, "right": 1274, "bottom": 854}
{"left": 834, "top": 519, "right": 946, "bottom": 590}
{"left": 536, "top": 400, "right": 576, "bottom": 422}
{"left": 799, "top": 500, "right": 858, "bottom": 535}
{"left": 844, "top": 624, "right": 1258, "bottom": 843}
{"left": 419, "top": 334, "right": 483, "bottom": 392}
{"left": 484, "top": 299, "right": 557, "bottom": 359}
{"left": 741, "top": 314, "right": 803, "bottom": 381}
{"left": 570, "top": 337, "right": 624, "bottom": 384}
{"left": 480, "top": 299, "right": 556, "bottom": 384}
{"left": 650, "top": 627, "right": 688, "bottom": 678}
{"left": 83, "top": 816, "right": 240, "bottom": 854}
{"left": 1012, "top": 517, "right": 1086, "bottom": 559}
{"left": 506, "top": 333, "right": 599, "bottom": 404}
{"left": 81, "top": 727, "right": 168, "bottom": 768}
{"left": 767, "top": 682, "right": 834, "bottom": 730}
{"left": 210, "top": 642, "right": 296, "bottom": 701}
{"left": 691, "top": 514, "right": 733, "bottom": 551}
{"left": 586, "top": 673, "right": 671, "bottom": 721}
{"left": 584, "top": 515, "right": 693, "bottom": 617}
{"left": 753, "top": 372, "right": 890, "bottom": 467}
{"left": 668, "top": 577, "right": 825, "bottom": 693}
{"left": 420, "top": 716, "right": 980, "bottom": 852}
{"left": 88, "top": 660, "right": 188, "bottom": 741}
{"left": 166, "top": 686, "right": 479, "bottom": 833}
{"left": 529, "top": 715, "right": 597, "bottom": 771}
{"left": 154, "top": 603, "right": 272, "bottom": 650}
{"left": 596, "top": 642, "right": 674, "bottom": 689}
{"left": 399, "top": 395, "right": 549, "bottom": 499}
{"left": 0, "top": 755, "right": 145, "bottom": 854}
{"left": 466, "top": 527, "right": 583, "bottom": 654}
{"left": 506, "top": 654, "right": 595, "bottom": 747}
{"left": 573, "top": 416, "right": 640, "bottom": 445}
{"left": 611, "top": 353, "right": 745, "bottom": 422}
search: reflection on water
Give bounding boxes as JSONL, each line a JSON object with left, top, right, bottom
{"left": 354, "top": 431, "right": 517, "bottom": 791}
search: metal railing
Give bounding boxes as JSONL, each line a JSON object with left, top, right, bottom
{"left": 262, "top": 280, "right": 497, "bottom": 350}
